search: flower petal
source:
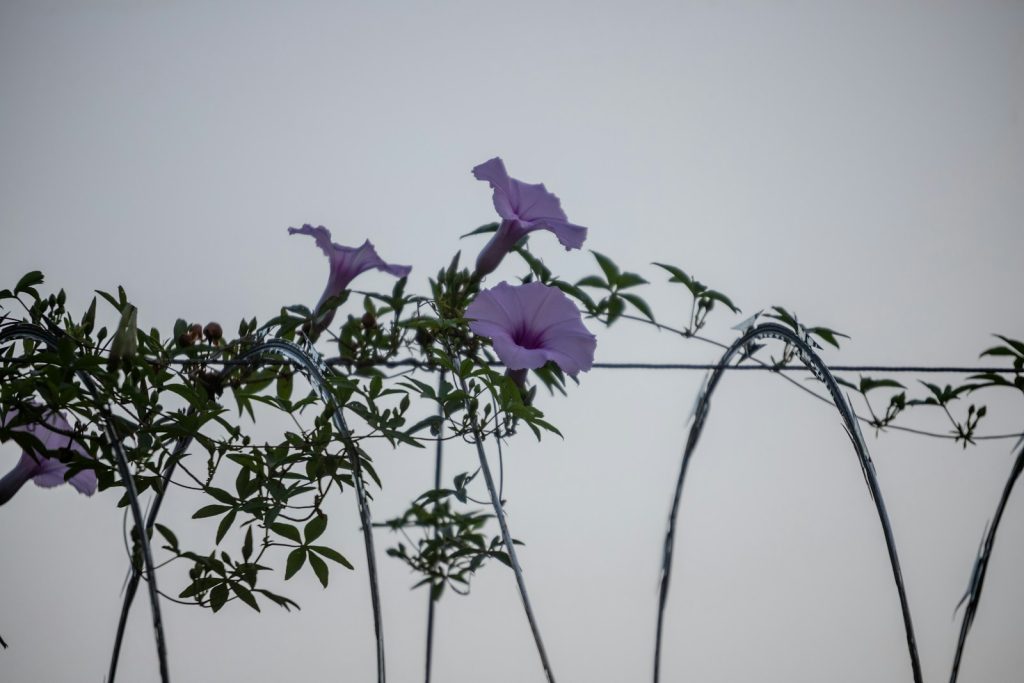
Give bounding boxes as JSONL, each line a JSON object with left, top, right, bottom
{"left": 471, "top": 158, "right": 589, "bottom": 276}
{"left": 467, "top": 281, "right": 596, "bottom": 375}
{"left": 472, "top": 157, "right": 518, "bottom": 221}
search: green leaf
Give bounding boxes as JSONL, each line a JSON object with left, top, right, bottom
{"left": 575, "top": 275, "right": 607, "bottom": 289}
{"left": 310, "top": 545, "right": 354, "bottom": 569}
{"left": 552, "top": 280, "right": 597, "bottom": 312}
{"left": 155, "top": 523, "right": 179, "bottom": 549}
{"left": 619, "top": 292, "right": 655, "bottom": 322}
{"left": 592, "top": 251, "right": 620, "bottom": 283}
{"left": 653, "top": 262, "right": 702, "bottom": 296}
{"left": 994, "top": 335, "right": 1024, "bottom": 357}
{"left": 304, "top": 515, "right": 328, "bottom": 544}
{"left": 276, "top": 372, "right": 293, "bottom": 402}
{"left": 232, "top": 583, "right": 260, "bottom": 612}
{"left": 270, "top": 523, "right": 302, "bottom": 544}
{"left": 615, "top": 271, "right": 648, "bottom": 289}
{"left": 285, "top": 547, "right": 307, "bottom": 580}
{"left": 807, "top": 326, "right": 850, "bottom": 349}
{"left": 216, "top": 509, "right": 237, "bottom": 544}
{"left": 308, "top": 552, "right": 329, "bottom": 588}
{"left": 766, "top": 306, "right": 799, "bottom": 332}
{"left": 606, "top": 296, "right": 625, "bottom": 325}
{"left": 206, "top": 487, "right": 236, "bottom": 505}
{"left": 460, "top": 222, "right": 500, "bottom": 238}
{"left": 703, "top": 290, "right": 740, "bottom": 314}
{"left": 835, "top": 376, "right": 858, "bottom": 390}
{"left": 242, "top": 526, "right": 254, "bottom": 560}
{"left": 193, "top": 504, "right": 231, "bottom": 519}
{"left": 209, "top": 583, "right": 228, "bottom": 612}
{"left": 859, "top": 377, "right": 906, "bottom": 393}
{"left": 981, "top": 346, "right": 1017, "bottom": 357}
{"left": 15, "top": 271, "right": 44, "bottom": 293}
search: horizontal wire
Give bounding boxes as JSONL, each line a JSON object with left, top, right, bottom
{"left": 0, "top": 355, "right": 1017, "bottom": 374}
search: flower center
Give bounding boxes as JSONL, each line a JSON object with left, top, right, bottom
{"left": 512, "top": 325, "right": 544, "bottom": 350}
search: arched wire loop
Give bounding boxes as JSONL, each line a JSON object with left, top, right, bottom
{"left": 229, "top": 337, "right": 388, "bottom": 683}
{"left": 0, "top": 322, "right": 171, "bottom": 683}
{"left": 424, "top": 372, "right": 445, "bottom": 683}
{"left": 949, "top": 444, "right": 1024, "bottom": 683}
{"left": 653, "top": 322, "right": 922, "bottom": 683}
{"left": 40, "top": 333, "right": 385, "bottom": 679}
{"left": 108, "top": 414, "right": 195, "bottom": 682}
{"left": 448, "top": 356, "right": 557, "bottom": 683}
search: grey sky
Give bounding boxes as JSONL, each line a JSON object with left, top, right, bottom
{"left": 1, "top": 1, "right": 1022, "bottom": 681}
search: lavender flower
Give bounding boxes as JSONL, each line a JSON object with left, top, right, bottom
{"left": 289, "top": 224, "right": 411, "bottom": 336}
{"left": 472, "top": 157, "right": 589, "bottom": 277}
{"left": 466, "top": 281, "right": 596, "bottom": 375}
{"left": 0, "top": 407, "right": 97, "bottom": 506}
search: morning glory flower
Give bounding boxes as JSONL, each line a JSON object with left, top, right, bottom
{"left": 289, "top": 224, "right": 411, "bottom": 336}
{"left": 472, "top": 157, "right": 589, "bottom": 277}
{"left": 0, "top": 407, "right": 97, "bottom": 506}
{"left": 465, "top": 281, "right": 596, "bottom": 375}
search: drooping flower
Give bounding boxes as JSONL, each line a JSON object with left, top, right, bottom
{"left": 289, "top": 224, "right": 411, "bottom": 336}
{"left": 465, "top": 281, "right": 596, "bottom": 375}
{"left": 0, "top": 407, "right": 98, "bottom": 506}
{"left": 472, "top": 157, "right": 589, "bottom": 278}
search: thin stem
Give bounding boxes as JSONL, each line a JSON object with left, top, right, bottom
{"left": 654, "top": 323, "right": 921, "bottom": 683}
{"left": 450, "top": 363, "right": 557, "bottom": 683}
{"left": 949, "top": 445, "right": 1024, "bottom": 682}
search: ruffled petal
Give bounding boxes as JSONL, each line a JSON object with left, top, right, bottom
{"left": 287, "top": 224, "right": 335, "bottom": 258}
{"left": 472, "top": 157, "right": 518, "bottom": 221}
{"left": 467, "top": 281, "right": 596, "bottom": 375}
{"left": 1, "top": 405, "right": 97, "bottom": 500}
{"left": 471, "top": 158, "right": 588, "bottom": 276}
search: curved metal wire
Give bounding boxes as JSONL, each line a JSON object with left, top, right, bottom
{"left": 424, "top": 372, "right": 445, "bottom": 683}
{"left": 949, "top": 444, "right": 1024, "bottom": 682}
{"left": 107, "top": 424, "right": 193, "bottom": 682}
{"left": 238, "top": 337, "right": 387, "bottom": 682}
{"left": 0, "top": 322, "right": 171, "bottom": 683}
{"left": 103, "top": 335, "right": 388, "bottom": 683}
{"left": 448, "top": 361, "right": 557, "bottom": 683}
{"left": 653, "top": 322, "right": 922, "bottom": 683}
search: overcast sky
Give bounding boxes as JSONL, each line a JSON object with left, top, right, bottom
{"left": 1, "top": 2, "right": 1023, "bottom": 682}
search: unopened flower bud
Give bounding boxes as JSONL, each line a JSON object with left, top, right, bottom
{"left": 203, "top": 322, "right": 223, "bottom": 343}
{"left": 187, "top": 323, "right": 202, "bottom": 341}
{"left": 177, "top": 332, "right": 193, "bottom": 348}
{"left": 361, "top": 312, "right": 377, "bottom": 330}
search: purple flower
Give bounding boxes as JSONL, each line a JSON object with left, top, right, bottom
{"left": 289, "top": 224, "right": 411, "bottom": 335}
{"left": 466, "top": 281, "right": 596, "bottom": 375}
{"left": 0, "top": 407, "right": 97, "bottom": 506}
{"left": 472, "top": 157, "right": 588, "bottom": 277}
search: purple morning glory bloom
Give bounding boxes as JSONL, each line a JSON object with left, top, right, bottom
{"left": 0, "top": 407, "right": 98, "bottom": 506}
{"left": 472, "top": 157, "right": 589, "bottom": 277}
{"left": 289, "top": 224, "right": 411, "bottom": 335}
{"left": 465, "top": 281, "right": 596, "bottom": 375}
